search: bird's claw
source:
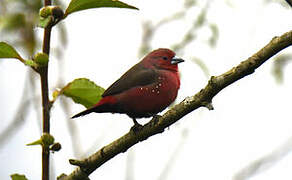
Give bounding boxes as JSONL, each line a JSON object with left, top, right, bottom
{"left": 153, "top": 114, "right": 162, "bottom": 124}
{"left": 130, "top": 118, "right": 143, "bottom": 133}
{"left": 130, "top": 123, "right": 143, "bottom": 133}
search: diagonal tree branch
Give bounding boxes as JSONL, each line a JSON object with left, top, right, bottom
{"left": 59, "top": 30, "right": 292, "bottom": 180}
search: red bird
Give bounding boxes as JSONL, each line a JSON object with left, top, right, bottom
{"left": 72, "top": 48, "right": 184, "bottom": 125}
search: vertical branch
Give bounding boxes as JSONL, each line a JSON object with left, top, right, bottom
{"left": 41, "top": 1, "right": 52, "bottom": 180}
{"left": 44, "top": 0, "right": 51, "bottom": 6}
{"left": 40, "top": 66, "right": 51, "bottom": 180}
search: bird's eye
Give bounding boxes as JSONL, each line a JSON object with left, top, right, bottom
{"left": 162, "top": 56, "right": 168, "bottom": 60}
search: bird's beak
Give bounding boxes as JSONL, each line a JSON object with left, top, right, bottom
{"left": 171, "top": 57, "right": 185, "bottom": 64}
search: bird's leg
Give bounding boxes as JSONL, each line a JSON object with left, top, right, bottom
{"left": 130, "top": 118, "right": 143, "bottom": 133}
{"left": 132, "top": 118, "right": 139, "bottom": 125}
{"left": 153, "top": 114, "right": 162, "bottom": 119}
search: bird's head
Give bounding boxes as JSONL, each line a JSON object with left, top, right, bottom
{"left": 142, "top": 48, "right": 184, "bottom": 72}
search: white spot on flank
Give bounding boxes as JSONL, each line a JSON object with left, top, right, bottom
{"left": 140, "top": 87, "right": 143, "bottom": 90}
{"left": 152, "top": 89, "right": 155, "bottom": 93}
{"left": 157, "top": 91, "right": 160, "bottom": 94}
{"left": 158, "top": 83, "right": 162, "bottom": 86}
{"left": 155, "top": 85, "right": 159, "bottom": 88}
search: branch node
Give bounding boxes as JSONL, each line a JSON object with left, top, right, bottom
{"left": 100, "top": 147, "right": 106, "bottom": 157}
{"left": 202, "top": 101, "right": 214, "bottom": 110}
{"left": 209, "top": 76, "right": 217, "bottom": 84}
{"left": 57, "top": 173, "right": 67, "bottom": 180}
{"left": 69, "top": 159, "right": 86, "bottom": 167}
{"left": 272, "top": 36, "right": 279, "bottom": 42}
{"left": 209, "top": 75, "right": 225, "bottom": 87}
{"left": 183, "top": 96, "right": 195, "bottom": 106}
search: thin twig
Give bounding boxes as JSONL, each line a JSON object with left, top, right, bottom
{"left": 41, "top": 1, "right": 52, "bottom": 180}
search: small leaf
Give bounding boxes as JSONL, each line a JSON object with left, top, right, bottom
{"left": 10, "top": 174, "right": 28, "bottom": 180}
{"left": 26, "top": 139, "right": 42, "bottom": 146}
{"left": 0, "top": 42, "right": 24, "bottom": 61}
{"left": 52, "top": 89, "right": 60, "bottom": 100}
{"left": 39, "top": 6, "right": 64, "bottom": 27}
{"left": 61, "top": 78, "right": 105, "bottom": 108}
{"left": 25, "top": 60, "right": 38, "bottom": 68}
{"left": 40, "top": 6, "right": 53, "bottom": 18}
{"left": 65, "top": 0, "right": 138, "bottom": 17}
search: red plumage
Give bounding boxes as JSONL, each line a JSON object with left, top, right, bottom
{"left": 72, "top": 48, "right": 184, "bottom": 124}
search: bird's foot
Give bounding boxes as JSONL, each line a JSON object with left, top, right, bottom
{"left": 130, "top": 123, "right": 143, "bottom": 133}
{"left": 130, "top": 118, "right": 143, "bottom": 133}
{"left": 153, "top": 114, "right": 162, "bottom": 124}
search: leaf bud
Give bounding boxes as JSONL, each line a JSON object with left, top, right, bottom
{"left": 50, "top": 142, "right": 62, "bottom": 152}
{"left": 34, "top": 52, "right": 49, "bottom": 66}
{"left": 41, "top": 133, "right": 55, "bottom": 147}
{"left": 39, "top": 6, "right": 64, "bottom": 27}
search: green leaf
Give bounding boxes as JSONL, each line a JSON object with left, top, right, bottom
{"left": 61, "top": 78, "right": 105, "bottom": 108}
{"left": 65, "top": 0, "right": 139, "bottom": 17}
{"left": 24, "top": 60, "right": 38, "bottom": 67}
{"left": 39, "top": 6, "right": 64, "bottom": 27}
{"left": 26, "top": 139, "right": 42, "bottom": 146}
{"left": 0, "top": 42, "right": 24, "bottom": 61}
{"left": 10, "top": 174, "right": 28, "bottom": 180}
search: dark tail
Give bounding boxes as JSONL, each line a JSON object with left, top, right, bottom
{"left": 71, "top": 96, "right": 117, "bottom": 119}
{"left": 71, "top": 107, "right": 96, "bottom": 118}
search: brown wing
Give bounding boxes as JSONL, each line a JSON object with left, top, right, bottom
{"left": 102, "top": 63, "right": 158, "bottom": 97}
